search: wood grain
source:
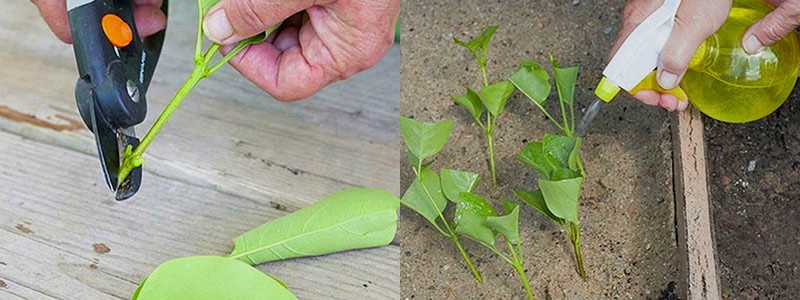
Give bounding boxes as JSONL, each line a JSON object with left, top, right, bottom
{"left": 671, "top": 107, "right": 721, "bottom": 300}
{"left": 0, "top": 1, "right": 399, "bottom": 299}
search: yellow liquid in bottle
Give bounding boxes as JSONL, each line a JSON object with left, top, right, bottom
{"left": 682, "top": 0, "right": 799, "bottom": 123}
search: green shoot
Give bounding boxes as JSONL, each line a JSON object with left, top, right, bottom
{"left": 117, "top": 0, "right": 281, "bottom": 185}
{"left": 452, "top": 25, "right": 513, "bottom": 186}
{"left": 512, "top": 56, "right": 588, "bottom": 281}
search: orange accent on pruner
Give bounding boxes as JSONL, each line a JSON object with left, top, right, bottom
{"left": 101, "top": 14, "right": 133, "bottom": 48}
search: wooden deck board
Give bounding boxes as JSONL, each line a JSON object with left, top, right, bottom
{"left": 0, "top": 2, "right": 399, "bottom": 299}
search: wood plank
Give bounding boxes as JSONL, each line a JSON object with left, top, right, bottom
{"left": 671, "top": 107, "right": 721, "bottom": 300}
{"left": 0, "top": 1, "right": 399, "bottom": 299}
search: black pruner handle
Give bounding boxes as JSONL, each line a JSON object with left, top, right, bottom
{"left": 68, "top": 0, "right": 167, "bottom": 130}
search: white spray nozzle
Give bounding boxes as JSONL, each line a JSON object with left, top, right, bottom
{"left": 602, "top": 0, "right": 682, "bottom": 92}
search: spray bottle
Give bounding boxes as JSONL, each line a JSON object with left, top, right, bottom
{"left": 580, "top": 0, "right": 799, "bottom": 129}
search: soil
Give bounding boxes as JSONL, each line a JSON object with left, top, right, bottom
{"left": 705, "top": 89, "right": 800, "bottom": 298}
{"left": 400, "top": 0, "right": 680, "bottom": 299}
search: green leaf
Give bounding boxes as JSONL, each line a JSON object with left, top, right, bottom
{"left": 453, "top": 25, "right": 498, "bottom": 68}
{"left": 510, "top": 60, "right": 551, "bottom": 105}
{"left": 199, "top": 0, "right": 221, "bottom": 15}
{"left": 568, "top": 137, "right": 583, "bottom": 175}
{"left": 454, "top": 192, "right": 497, "bottom": 246}
{"left": 230, "top": 188, "right": 399, "bottom": 264}
{"left": 132, "top": 256, "right": 296, "bottom": 300}
{"left": 516, "top": 134, "right": 581, "bottom": 179}
{"left": 485, "top": 200, "right": 521, "bottom": 244}
{"left": 401, "top": 168, "right": 447, "bottom": 225}
{"left": 480, "top": 81, "right": 516, "bottom": 117}
{"left": 440, "top": 169, "right": 480, "bottom": 203}
{"left": 550, "top": 56, "right": 579, "bottom": 107}
{"left": 513, "top": 190, "right": 563, "bottom": 224}
{"left": 538, "top": 177, "right": 583, "bottom": 223}
{"left": 451, "top": 87, "right": 484, "bottom": 120}
{"left": 399, "top": 117, "right": 453, "bottom": 164}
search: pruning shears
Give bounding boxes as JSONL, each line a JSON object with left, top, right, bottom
{"left": 67, "top": 0, "right": 168, "bottom": 200}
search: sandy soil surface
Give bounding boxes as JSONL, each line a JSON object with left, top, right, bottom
{"left": 400, "top": 0, "right": 680, "bottom": 299}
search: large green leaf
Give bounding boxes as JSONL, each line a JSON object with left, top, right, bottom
{"left": 550, "top": 56, "right": 579, "bottom": 107}
{"left": 451, "top": 88, "right": 484, "bottom": 120}
{"left": 509, "top": 61, "right": 551, "bottom": 105}
{"left": 440, "top": 169, "right": 480, "bottom": 203}
{"left": 230, "top": 188, "right": 399, "bottom": 264}
{"left": 133, "top": 256, "right": 296, "bottom": 300}
{"left": 399, "top": 117, "right": 453, "bottom": 164}
{"left": 513, "top": 189, "right": 563, "bottom": 224}
{"left": 454, "top": 192, "right": 497, "bottom": 246}
{"left": 516, "top": 134, "right": 581, "bottom": 179}
{"left": 485, "top": 200, "right": 521, "bottom": 245}
{"left": 401, "top": 168, "right": 447, "bottom": 225}
{"left": 480, "top": 81, "right": 516, "bottom": 117}
{"left": 568, "top": 137, "right": 583, "bottom": 175}
{"left": 538, "top": 177, "right": 583, "bottom": 223}
{"left": 453, "top": 25, "right": 498, "bottom": 68}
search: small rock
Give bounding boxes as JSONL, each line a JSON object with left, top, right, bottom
{"left": 602, "top": 27, "right": 614, "bottom": 35}
{"left": 0, "top": 279, "right": 6, "bottom": 288}
{"left": 571, "top": 0, "right": 580, "bottom": 5}
{"left": 89, "top": 262, "right": 98, "bottom": 270}
{"left": 537, "top": 22, "right": 544, "bottom": 30}
{"left": 93, "top": 243, "right": 111, "bottom": 254}
{"left": 747, "top": 160, "right": 756, "bottom": 172}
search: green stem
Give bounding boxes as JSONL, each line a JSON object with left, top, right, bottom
{"left": 452, "top": 234, "right": 483, "bottom": 283}
{"left": 513, "top": 262, "right": 535, "bottom": 300}
{"left": 558, "top": 92, "right": 570, "bottom": 135}
{"left": 413, "top": 167, "right": 483, "bottom": 283}
{"left": 194, "top": 0, "right": 204, "bottom": 62}
{"left": 528, "top": 100, "right": 567, "bottom": 133}
{"left": 569, "top": 221, "right": 586, "bottom": 281}
{"left": 487, "top": 133, "right": 497, "bottom": 187}
{"left": 480, "top": 65, "right": 489, "bottom": 87}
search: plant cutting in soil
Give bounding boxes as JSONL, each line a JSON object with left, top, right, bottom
{"left": 510, "top": 54, "right": 588, "bottom": 281}
{"left": 400, "top": 117, "right": 536, "bottom": 299}
{"left": 132, "top": 188, "right": 400, "bottom": 299}
{"left": 117, "top": 0, "right": 281, "bottom": 184}
{"left": 451, "top": 25, "right": 515, "bottom": 187}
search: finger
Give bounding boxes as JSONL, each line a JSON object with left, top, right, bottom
{"left": 632, "top": 90, "right": 662, "bottom": 106}
{"left": 31, "top": 0, "right": 71, "bottom": 43}
{"left": 134, "top": 0, "right": 163, "bottom": 6}
{"left": 657, "top": 0, "right": 731, "bottom": 90}
{"left": 675, "top": 98, "right": 690, "bottom": 112}
{"left": 273, "top": 25, "right": 300, "bottom": 51}
{"left": 133, "top": 5, "right": 167, "bottom": 38}
{"left": 225, "top": 40, "right": 337, "bottom": 101}
{"left": 742, "top": 2, "right": 800, "bottom": 53}
{"left": 658, "top": 94, "right": 680, "bottom": 112}
{"left": 203, "top": 0, "right": 334, "bottom": 45}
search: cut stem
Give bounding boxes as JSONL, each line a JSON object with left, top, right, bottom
{"left": 569, "top": 221, "right": 586, "bottom": 281}
{"left": 486, "top": 133, "right": 497, "bottom": 187}
{"left": 452, "top": 234, "right": 483, "bottom": 283}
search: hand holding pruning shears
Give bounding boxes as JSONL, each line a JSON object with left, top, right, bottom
{"left": 32, "top": 0, "right": 399, "bottom": 102}
{"left": 611, "top": 0, "right": 800, "bottom": 112}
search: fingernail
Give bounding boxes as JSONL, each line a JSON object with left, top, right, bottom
{"left": 657, "top": 71, "right": 679, "bottom": 90}
{"left": 743, "top": 35, "right": 764, "bottom": 54}
{"left": 203, "top": 9, "right": 233, "bottom": 44}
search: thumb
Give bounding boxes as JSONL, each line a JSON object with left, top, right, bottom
{"left": 657, "top": 2, "right": 729, "bottom": 90}
{"left": 202, "top": 0, "right": 317, "bottom": 45}
{"left": 742, "top": 3, "right": 800, "bottom": 54}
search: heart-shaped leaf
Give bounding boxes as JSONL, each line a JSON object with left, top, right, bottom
{"left": 402, "top": 168, "right": 447, "bottom": 226}
{"left": 400, "top": 117, "right": 453, "bottom": 165}
{"left": 451, "top": 87, "right": 484, "bottom": 120}
{"left": 480, "top": 81, "right": 516, "bottom": 117}
{"left": 454, "top": 192, "right": 497, "bottom": 246}
{"left": 133, "top": 256, "right": 296, "bottom": 300}
{"left": 510, "top": 61, "right": 551, "bottom": 105}
{"left": 538, "top": 177, "right": 583, "bottom": 223}
{"left": 485, "top": 200, "right": 521, "bottom": 245}
{"left": 550, "top": 56, "right": 579, "bottom": 107}
{"left": 230, "top": 188, "right": 399, "bottom": 264}
{"left": 440, "top": 169, "right": 480, "bottom": 203}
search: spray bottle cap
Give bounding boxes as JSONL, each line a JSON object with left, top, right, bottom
{"left": 595, "top": 0, "right": 682, "bottom": 102}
